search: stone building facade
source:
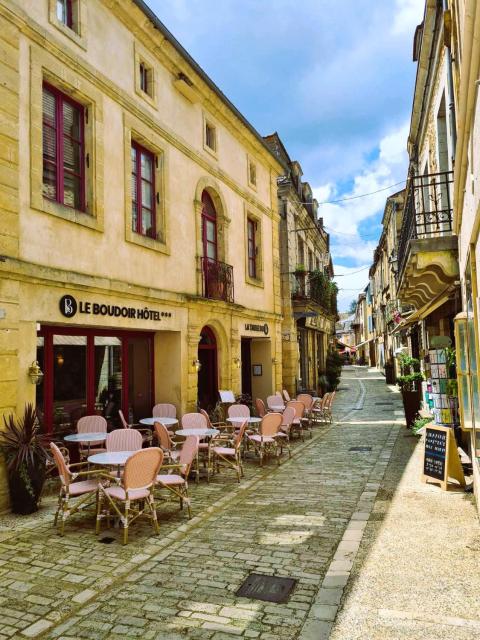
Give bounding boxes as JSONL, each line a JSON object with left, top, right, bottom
{"left": 264, "top": 134, "right": 336, "bottom": 396}
{"left": 0, "top": 0, "right": 284, "bottom": 510}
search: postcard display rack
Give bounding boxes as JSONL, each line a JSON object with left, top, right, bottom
{"left": 422, "top": 349, "right": 459, "bottom": 427}
{"left": 421, "top": 348, "right": 465, "bottom": 490}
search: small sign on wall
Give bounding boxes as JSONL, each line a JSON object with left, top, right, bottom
{"left": 252, "top": 364, "right": 262, "bottom": 376}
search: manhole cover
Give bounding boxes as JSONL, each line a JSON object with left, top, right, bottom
{"left": 236, "top": 573, "right": 297, "bottom": 603}
{"left": 349, "top": 446, "right": 372, "bottom": 452}
{"left": 99, "top": 537, "right": 115, "bottom": 544}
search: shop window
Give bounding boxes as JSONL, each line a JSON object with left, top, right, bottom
{"left": 42, "top": 84, "right": 85, "bottom": 211}
{"left": 247, "top": 218, "right": 257, "bottom": 278}
{"left": 131, "top": 141, "right": 156, "bottom": 238}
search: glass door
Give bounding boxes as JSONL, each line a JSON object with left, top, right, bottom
{"left": 127, "top": 335, "right": 153, "bottom": 424}
{"left": 94, "top": 336, "right": 122, "bottom": 428}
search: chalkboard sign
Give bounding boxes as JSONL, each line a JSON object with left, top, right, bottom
{"left": 422, "top": 424, "right": 465, "bottom": 491}
{"left": 424, "top": 427, "right": 447, "bottom": 480}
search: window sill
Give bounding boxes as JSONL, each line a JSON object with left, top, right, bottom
{"left": 49, "top": 18, "right": 87, "bottom": 50}
{"left": 126, "top": 229, "right": 169, "bottom": 255}
{"left": 203, "top": 143, "right": 218, "bottom": 160}
{"left": 33, "top": 197, "right": 102, "bottom": 231}
{"left": 246, "top": 274, "right": 264, "bottom": 289}
{"left": 134, "top": 86, "right": 157, "bottom": 110}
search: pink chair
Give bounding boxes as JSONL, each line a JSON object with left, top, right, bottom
{"left": 311, "top": 393, "right": 329, "bottom": 424}
{"left": 277, "top": 406, "right": 295, "bottom": 458}
{"left": 50, "top": 442, "right": 100, "bottom": 535}
{"left": 106, "top": 429, "right": 143, "bottom": 452}
{"left": 211, "top": 420, "right": 248, "bottom": 482}
{"left": 266, "top": 395, "right": 285, "bottom": 412}
{"left": 297, "top": 394, "right": 314, "bottom": 436}
{"left": 228, "top": 404, "right": 250, "bottom": 418}
{"left": 154, "top": 421, "right": 179, "bottom": 462}
{"left": 118, "top": 409, "right": 153, "bottom": 444}
{"left": 77, "top": 415, "right": 107, "bottom": 459}
{"left": 200, "top": 408, "right": 229, "bottom": 433}
{"left": 156, "top": 436, "right": 199, "bottom": 518}
{"left": 255, "top": 398, "right": 266, "bottom": 418}
{"left": 182, "top": 412, "right": 211, "bottom": 481}
{"left": 283, "top": 389, "right": 291, "bottom": 403}
{"left": 286, "top": 400, "right": 307, "bottom": 440}
{"left": 247, "top": 412, "right": 282, "bottom": 466}
{"left": 324, "top": 391, "right": 336, "bottom": 423}
{"left": 152, "top": 403, "right": 176, "bottom": 418}
{"left": 96, "top": 448, "right": 163, "bottom": 545}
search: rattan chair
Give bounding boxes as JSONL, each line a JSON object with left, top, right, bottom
{"left": 286, "top": 400, "right": 307, "bottom": 440}
{"left": 154, "top": 421, "right": 179, "bottom": 462}
{"left": 211, "top": 419, "right": 248, "bottom": 482}
{"left": 118, "top": 409, "right": 153, "bottom": 445}
{"left": 247, "top": 412, "right": 282, "bottom": 466}
{"left": 96, "top": 448, "right": 163, "bottom": 545}
{"left": 156, "top": 436, "right": 199, "bottom": 518}
{"left": 76, "top": 415, "right": 107, "bottom": 460}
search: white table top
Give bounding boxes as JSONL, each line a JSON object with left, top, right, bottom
{"left": 64, "top": 432, "right": 107, "bottom": 443}
{"left": 227, "top": 416, "right": 261, "bottom": 424}
{"left": 176, "top": 428, "right": 219, "bottom": 438}
{"left": 88, "top": 451, "right": 137, "bottom": 465}
{"left": 269, "top": 406, "right": 285, "bottom": 412}
{"left": 139, "top": 417, "right": 178, "bottom": 426}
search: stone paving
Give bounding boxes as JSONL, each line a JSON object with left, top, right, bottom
{"left": 0, "top": 367, "right": 404, "bottom": 639}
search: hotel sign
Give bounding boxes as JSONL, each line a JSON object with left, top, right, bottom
{"left": 244, "top": 323, "right": 269, "bottom": 335}
{"left": 59, "top": 295, "right": 172, "bottom": 322}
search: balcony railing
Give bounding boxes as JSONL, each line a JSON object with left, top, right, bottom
{"left": 291, "top": 271, "right": 337, "bottom": 315}
{"left": 397, "top": 170, "right": 453, "bottom": 280}
{"left": 201, "top": 257, "right": 234, "bottom": 303}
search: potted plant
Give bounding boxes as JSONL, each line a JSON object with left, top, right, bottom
{"left": 0, "top": 404, "right": 47, "bottom": 514}
{"left": 396, "top": 354, "right": 423, "bottom": 429}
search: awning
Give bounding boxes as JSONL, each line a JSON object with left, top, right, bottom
{"left": 294, "top": 311, "right": 318, "bottom": 319}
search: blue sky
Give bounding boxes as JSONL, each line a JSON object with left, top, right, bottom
{"left": 145, "top": 0, "right": 425, "bottom": 310}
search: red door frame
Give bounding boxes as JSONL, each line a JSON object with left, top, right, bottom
{"left": 201, "top": 191, "right": 218, "bottom": 261}
{"left": 198, "top": 326, "right": 218, "bottom": 407}
{"left": 38, "top": 325, "right": 154, "bottom": 433}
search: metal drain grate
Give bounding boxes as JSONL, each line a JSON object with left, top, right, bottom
{"left": 236, "top": 573, "right": 297, "bottom": 603}
{"left": 375, "top": 402, "right": 394, "bottom": 405}
{"left": 349, "top": 446, "right": 372, "bottom": 452}
{"left": 99, "top": 537, "right": 115, "bottom": 544}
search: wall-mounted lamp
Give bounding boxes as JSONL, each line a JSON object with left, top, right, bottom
{"left": 28, "top": 360, "right": 44, "bottom": 385}
{"left": 272, "top": 357, "right": 278, "bottom": 365}
{"left": 193, "top": 358, "right": 201, "bottom": 373}
{"left": 233, "top": 357, "right": 241, "bottom": 369}
{"left": 56, "top": 352, "right": 64, "bottom": 367}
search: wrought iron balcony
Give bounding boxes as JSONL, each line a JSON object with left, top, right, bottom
{"left": 290, "top": 271, "right": 337, "bottom": 315}
{"left": 397, "top": 170, "right": 454, "bottom": 281}
{"left": 201, "top": 257, "right": 234, "bottom": 303}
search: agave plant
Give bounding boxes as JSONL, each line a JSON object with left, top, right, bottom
{"left": 0, "top": 403, "right": 46, "bottom": 472}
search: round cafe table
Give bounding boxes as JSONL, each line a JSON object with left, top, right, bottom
{"left": 139, "top": 417, "right": 178, "bottom": 427}
{"left": 88, "top": 450, "right": 137, "bottom": 478}
{"left": 227, "top": 416, "right": 261, "bottom": 429}
{"left": 64, "top": 432, "right": 107, "bottom": 458}
{"left": 175, "top": 428, "right": 219, "bottom": 438}
{"left": 268, "top": 405, "right": 285, "bottom": 412}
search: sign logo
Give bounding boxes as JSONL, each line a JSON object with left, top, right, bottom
{"left": 59, "top": 295, "right": 77, "bottom": 318}
{"left": 245, "top": 323, "right": 269, "bottom": 335}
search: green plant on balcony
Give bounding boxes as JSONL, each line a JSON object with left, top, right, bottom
{"left": 396, "top": 354, "right": 423, "bottom": 392}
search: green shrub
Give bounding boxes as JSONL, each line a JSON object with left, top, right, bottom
{"left": 326, "top": 350, "right": 343, "bottom": 391}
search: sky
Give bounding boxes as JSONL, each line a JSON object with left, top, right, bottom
{"left": 145, "top": 0, "right": 425, "bottom": 311}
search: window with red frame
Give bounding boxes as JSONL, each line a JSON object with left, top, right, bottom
{"left": 247, "top": 218, "right": 257, "bottom": 278}
{"left": 42, "top": 84, "right": 85, "bottom": 211}
{"left": 131, "top": 142, "right": 156, "bottom": 238}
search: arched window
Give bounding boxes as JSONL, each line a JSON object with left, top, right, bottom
{"left": 201, "top": 191, "right": 217, "bottom": 261}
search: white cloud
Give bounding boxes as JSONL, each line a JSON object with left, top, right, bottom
{"left": 334, "top": 264, "right": 370, "bottom": 312}
{"left": 392, "top": 0, "right": 425, "bottom": 36}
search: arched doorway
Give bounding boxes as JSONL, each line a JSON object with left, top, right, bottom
{"left": 197, "top": 326, "right": 218, "bottom": 410}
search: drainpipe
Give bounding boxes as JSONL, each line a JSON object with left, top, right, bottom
{"left": 443, "top": 0, "right": 457, "bottom": 163}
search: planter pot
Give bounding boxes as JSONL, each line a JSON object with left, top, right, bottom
{"left": 8, "top": 462, "right": 45, "bottom": 515}
{"left": 401, "top": 388, "right": 422, "bottom": 429}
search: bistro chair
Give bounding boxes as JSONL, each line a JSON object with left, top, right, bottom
{"left": 247, "top": 412, "right": 282, "bottom": 466}
{"left": 152, "top": 403, "right": 177, "bottom": 418}
{"left": 50, "top": 442, "right": 100, "bottom": 536}
{"left": 255, "top": 398, "right": 266, "bottom": 418}
{"left": 286, "top": 400, "right": 307, "bottom": 440}
{"left": 297, "top": 394, "right": 314, "bottom": 437}
{"left": 311, "top": 393, "right": 329, "bottom": 424}
{"left": 118, "top": 409, "right": 153, "bottom": 445}
{"left": 106, "top": 429, "right": 143, "bottom": 452}
{"left": 96, "top": 448, "right": 163, "bottom": 545}
{"left": 181, "top": 413, "right": 210, "bottom": 480}
{"left": 228, "top": 404, "right": 250, "bottom": 418}
{"left": 266, "top": 394, "right": 285, "bottom": 412}
{"left": 77, "top": 415, "right": 107, "bottom": 460}
{"left": 156, "top": 436, "right": 199, "bottom": 519}
{"left": 324, "top": 391, "right": 336, "bottom": 423}
{"left": 211, "top": 419, "right": 248, "bottom": 482}
{"left": 283, "top": 389, "right": 291, "bottom": 403}
{"left": 154, "top": 421, "right": 179, "bottom": 462}
{"left": 277, "top": 406, "right": 296, "bottom": 458}
{"left": 200, "top": 408, "right": 229, "bottom": 433}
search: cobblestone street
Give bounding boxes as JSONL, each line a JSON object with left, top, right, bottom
{"left": 0, "top": 368, "right": 406, "bottom": 639}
